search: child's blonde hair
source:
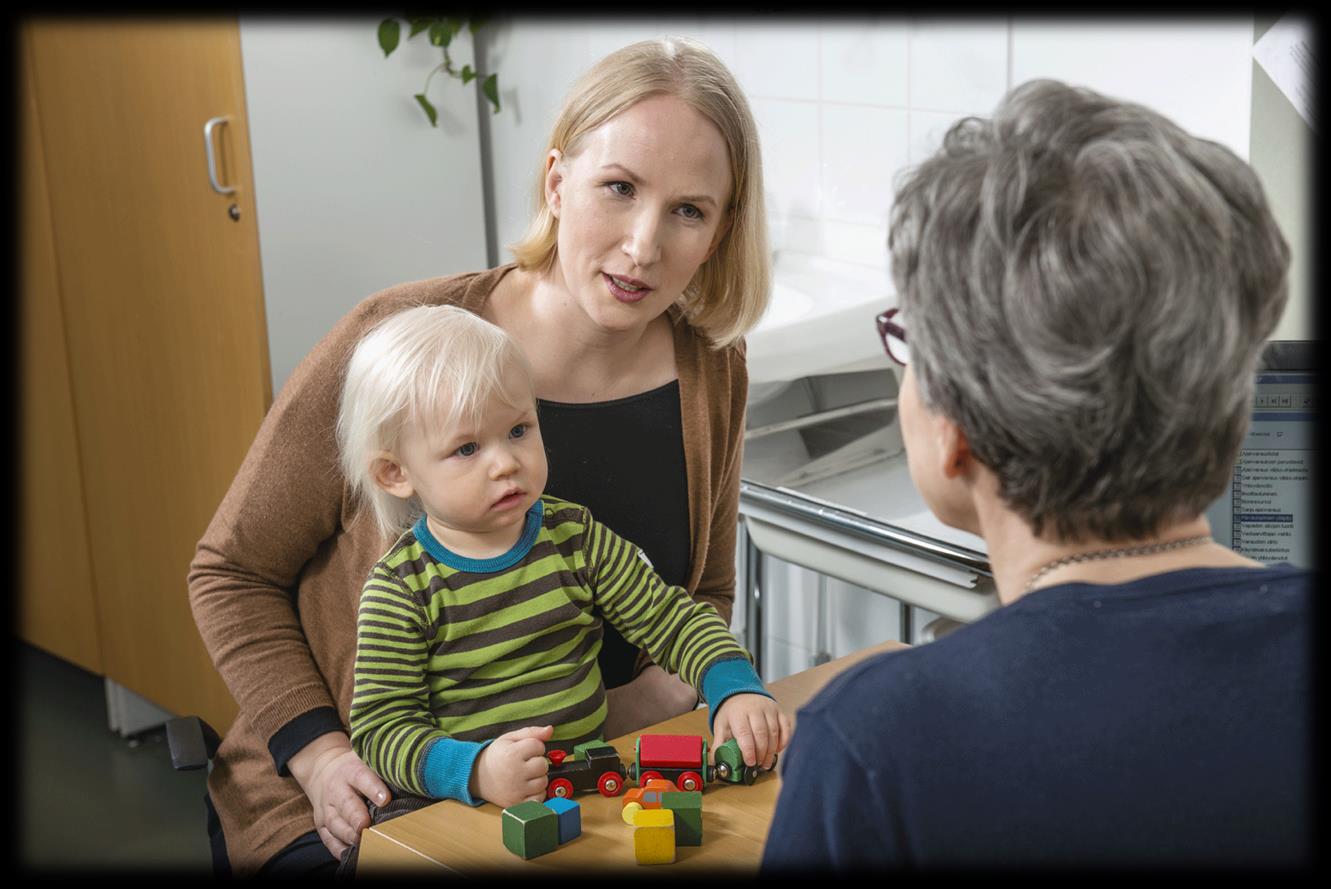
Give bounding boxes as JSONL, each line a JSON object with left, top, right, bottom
{"left": 336, "top": 305, "right": 536, "bottom": 538}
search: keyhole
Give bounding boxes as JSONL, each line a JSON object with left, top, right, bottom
{"left": 228, "top": 203, "right": 241, "bottom": 221}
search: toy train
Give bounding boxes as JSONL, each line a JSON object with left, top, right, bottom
{"left": 544, "top": 734, "right": 774, "bottom": 800}
{"left": 544, "top": 741, "right": 628, "bottom": 799}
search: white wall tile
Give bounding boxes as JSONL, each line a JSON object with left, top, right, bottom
{"left": 751, "top": 98, "right": 822, "bottom": 223}
{"left": 819, "top": 20, "right": 910, "bottom": 107}
{"left": 1009, "top": 19, "right": 1253, "bottom": 160}
{"left": 732, "top": 22, "right": 820, "bottom": 101}
{"left": 771, "top": 214, "right": 826, "bottom": 259}
{"left": 908, "top": 20, "right": 1011, "bottom": 114}
{"left": 583, "top": 21, "right": 667, "bottom": 64}
{"left": 822, "top": 219, "right": 889, "bottom": 271}
{"left": 908, "top": 108, "right": 969, "bottom": 165}
{"left": 691, "top": 20, "right": 741, "bottom": 74}
{"left": 821, "top": 104, "right": 908, "bottom": 226}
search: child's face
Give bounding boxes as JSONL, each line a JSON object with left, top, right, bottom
{"left": 381, "top": 363, "right": 548, "bottom": 549}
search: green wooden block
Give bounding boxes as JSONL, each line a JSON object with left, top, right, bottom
{"left": 502, "top": 800, "right": 558, "bottom": 859}
{"left": 662, "top": 790, "right": 703, "bottom": 846}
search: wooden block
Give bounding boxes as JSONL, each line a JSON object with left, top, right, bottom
{"left": 542, "top": 796, "right": 581, "bottom": 844}
{"left": 632, "top": 808, "right": 676, "bottom": 865}
{"left": 501, "top": 800, "right": 558, "bottom": 860}
{"left": 662, "top": 790, "right": 703, "bottom": 846}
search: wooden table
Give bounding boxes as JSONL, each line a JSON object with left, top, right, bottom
{"left": 356, "top": 638, "right": 908, "bottom": 875}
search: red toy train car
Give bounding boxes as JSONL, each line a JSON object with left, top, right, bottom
{"left": 625, "top": 734, "right": 710, "bottom": 792}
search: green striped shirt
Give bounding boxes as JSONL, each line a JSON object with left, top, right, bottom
{"left": 349, "top": 496, "right": 751, "bottom": 798}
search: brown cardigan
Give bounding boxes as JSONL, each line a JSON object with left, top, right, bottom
{"left": 187, "top": 265, "right": 749, "bottom": 873}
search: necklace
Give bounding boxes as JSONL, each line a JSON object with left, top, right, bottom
{"left": 1024, "top": 535, "right": 1212, "bottom": 593}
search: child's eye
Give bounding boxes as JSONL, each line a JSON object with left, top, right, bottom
{"left": 678, "top": 204, "right": 704, "bottom": 221}
{"left": 510, "top": 423, "right": 528, "bottom": 439}
{"left": 607, "top": 181, "right": 634, "bottom": 198}
{"left": 454, "top": 442, "right": 478, "bottom": 457}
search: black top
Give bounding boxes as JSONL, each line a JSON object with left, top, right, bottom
{"left": 762, "top": 564, "right": 1312, "bottom": 870}
{"left": 538, "top": 379, "right": 692, "bottom": 689}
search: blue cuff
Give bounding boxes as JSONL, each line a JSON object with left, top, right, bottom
{"left": 700, "top": 656, "right": 773, "bottom": 733}
{"left": 420, "top": 737, "right": 494, "bottom": 805}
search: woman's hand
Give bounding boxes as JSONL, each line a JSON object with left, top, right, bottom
{"left": 471, "top": 725, "right": 554, "bottom": 808}
{"left": 713, "top": 693, "right": 791, "bottom": 770}
{"left": 287, "top": 731, "right": 391, "bottom": 859}
{"left": 602, "top": 665, "right": 699, "bottom": 740}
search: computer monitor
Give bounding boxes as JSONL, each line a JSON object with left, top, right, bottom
{"left": 1204, "top": 341, "right": 1317, "bottom": 569}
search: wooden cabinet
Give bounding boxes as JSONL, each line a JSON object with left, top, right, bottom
{"left": 21, "top": 19, "right": 272, "bottom": 733}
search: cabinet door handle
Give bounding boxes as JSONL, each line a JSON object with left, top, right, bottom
{"left": 203, "top": 115, "right": 235, "bottom": 195}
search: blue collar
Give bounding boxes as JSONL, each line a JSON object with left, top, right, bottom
{"left": 411, "top": 499, "right": 545, "bottom": 574}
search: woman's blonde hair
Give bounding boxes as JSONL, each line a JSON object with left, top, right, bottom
{"left": 509, "top": 37, "right": 769, "bottom": 350}
{"left": 336, "top": 305, "right": 536, "bottom": 538}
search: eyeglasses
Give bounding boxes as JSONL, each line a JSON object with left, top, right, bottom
{"left": 875, "top": 307, "right": 908, "bottom": 367}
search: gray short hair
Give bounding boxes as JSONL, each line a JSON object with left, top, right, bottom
{"left": 889, "top": 79, "right": 1290, "bottom": 542}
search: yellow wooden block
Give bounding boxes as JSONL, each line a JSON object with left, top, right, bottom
{"left": 632, "top": 809, "right": 675, "bottom": 865}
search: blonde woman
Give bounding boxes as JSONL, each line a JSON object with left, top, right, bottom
{"left": 188, "top": 37, "right": 770, "bottom": 876}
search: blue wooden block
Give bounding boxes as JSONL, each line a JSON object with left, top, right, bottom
{"left": 542, "top": 796, "right": 582, "bottom": 844}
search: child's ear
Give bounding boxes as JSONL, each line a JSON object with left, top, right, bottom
{"left": 371, "top": 454, "right": 414, "bottom": 500}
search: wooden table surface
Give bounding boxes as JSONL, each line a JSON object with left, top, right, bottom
{"left": 356, "top": 638, "right": 908, "bottom": 875}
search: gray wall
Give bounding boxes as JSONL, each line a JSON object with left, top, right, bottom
{"left": 239, "top": 18, "right": 489, "bottom": 396}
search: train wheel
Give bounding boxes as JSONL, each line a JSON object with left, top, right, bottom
{"left": 547, "top": 778, "right": 575, "bottom": 800}
{"left": 678, "top": 771, "right": 703, "bottom": 792}
{"left": 639, "top": 770, "right": 664, "bottom": 787}
{"left": 547, "top": 749, "right": 567, "bottom": 766}
{"left": 597, "top": 772, "right": 623, "bottom": 797}
{"left": 743, "top": 766, "right": 760, "bottom": 785}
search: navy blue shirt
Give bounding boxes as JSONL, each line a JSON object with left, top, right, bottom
{"left": 762, "top": 564, "right": 1311, "bottom": 870}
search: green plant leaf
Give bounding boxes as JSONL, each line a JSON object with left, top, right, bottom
{"left": 428, "top": 20, "right": 453, "bottom": 48}
{"left": 407, "top": 18, "right": 433, "bottom": 39}
{"left": 377, "top": 19, "right": 401, "bottom": 57}
{"left": 414, "top": 93, "right": 439, "bottom": 127}
{"left": 482, "top": 73, "right": 500, "bottom": 114}
{"left": 461, "top": 64, "right": 476, "bottom": 85}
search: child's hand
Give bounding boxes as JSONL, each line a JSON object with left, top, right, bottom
{"left": 713, "top": 694, "right": 791, "bottom": 770}
{"left": 472, "top": 724, "right": 554, "bottom": 808}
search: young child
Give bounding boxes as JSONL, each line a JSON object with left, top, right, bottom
{"left": 338, "top": 304, "right": 789, "bottom": 815}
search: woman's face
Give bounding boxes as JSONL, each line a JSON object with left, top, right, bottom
{"left": 544, "top": 93, "right": 733, "bottom": 335}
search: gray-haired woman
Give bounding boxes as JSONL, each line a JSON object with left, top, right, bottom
{"left": 763, "top": 79, "right": 1308, "bottom": 869}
